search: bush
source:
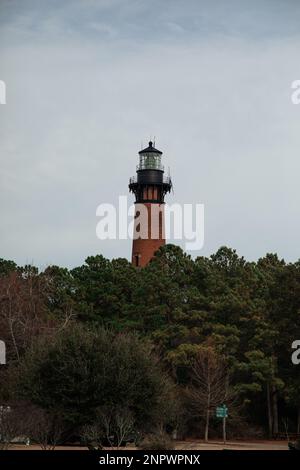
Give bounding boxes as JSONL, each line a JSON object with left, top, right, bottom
{"left": 15, "top": 326, "right": 176, "bottom": 436}
{"left": 139, "top": 432, "right": 175, "bottom": 450}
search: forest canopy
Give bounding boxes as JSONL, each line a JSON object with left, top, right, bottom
{"left": 0, "top": 245, "right": 300, "bottom": 441}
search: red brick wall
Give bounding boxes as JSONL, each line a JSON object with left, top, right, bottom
{"left": 131, "top": 202, "right": 165, "bottom": 267}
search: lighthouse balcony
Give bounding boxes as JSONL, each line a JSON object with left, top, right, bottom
{"left": 129, "top": 175, "right": 171, "bottom": 185}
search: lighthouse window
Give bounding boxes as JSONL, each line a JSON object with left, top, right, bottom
{"left": 139, "top": 154, "right": 162, "bottom": 171}
{"left": 134, "top": 255, "right": 140, "bottom": 267}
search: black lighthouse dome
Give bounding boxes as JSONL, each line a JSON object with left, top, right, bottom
{"left": 139, "top": 141, "right": 163, "bottom": 155}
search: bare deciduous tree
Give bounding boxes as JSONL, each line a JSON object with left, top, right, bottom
{"left": 188, "top": 346, "right": 230, "bottom": 442}
{"left": 0, "top": 405, "right": 14, "bottom": 450}
{"left": 98, "top": 406, "right": 134, "bottom": 449}
{"left": 80, "top": 423, "right": 103, "bottom": 450}
{"left": 27, "top": 407, "right": 64, "bottom": 450}
{"left": 0, "top": 402, "right": 31, "bottom": 450}
{"left": 0, "top": 269, "right": 74, "bottom": 364}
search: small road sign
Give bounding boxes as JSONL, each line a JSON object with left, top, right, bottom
{"left": 216, "top": 404, "right": 228, "bottom": 418}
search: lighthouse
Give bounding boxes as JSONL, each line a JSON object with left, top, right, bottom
{"left": 129, "top": 141, "right": 172, "bottom": 267}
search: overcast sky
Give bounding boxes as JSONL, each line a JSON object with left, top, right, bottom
{"left": 1, "top": 0, "right": 300, "bottom": 268}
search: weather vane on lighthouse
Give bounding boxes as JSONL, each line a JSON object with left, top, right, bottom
{"left": 129, "top": 140, "right": 172, "bottom": 267}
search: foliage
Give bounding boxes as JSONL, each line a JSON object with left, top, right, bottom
{"left": 15, "top": 326, "right": 176, "bottom": 436}
{"left": 1, "top": 244, "right": 300, "bottom": 438}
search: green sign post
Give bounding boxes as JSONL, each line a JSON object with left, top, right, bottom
{"left": 216, "top": 404, "right": 228, "bottom": 444}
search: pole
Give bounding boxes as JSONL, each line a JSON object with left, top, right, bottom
{"left": 223, "top": 416, "right": 226, "bottom": 444}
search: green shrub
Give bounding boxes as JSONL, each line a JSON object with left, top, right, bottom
{"left": 16, "top": 326, "right": 176, "bottom": 436}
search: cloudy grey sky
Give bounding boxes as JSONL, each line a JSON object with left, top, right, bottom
{"left": 0, "top": 0, "right": 300, "bottom": 268}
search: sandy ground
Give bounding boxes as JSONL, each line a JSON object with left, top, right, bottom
{"left": 8, "top": 439, "right": 289, "bottom": 451}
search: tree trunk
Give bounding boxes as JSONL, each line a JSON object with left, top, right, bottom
{"left": 204, "top": 408, "right": 210, "bottom": 442}
{"left": 267, "top": 382, "right": 273, "bottom": 438}
{"left": 272, "top": 385, "right": 278, "bottom": 435}
{"left": 204, "top": 375, "right": 211, "bottom": 442}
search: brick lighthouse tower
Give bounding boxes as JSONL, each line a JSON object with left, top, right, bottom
{"left": 129, "top": 141, "right": 172, "bottom": 267}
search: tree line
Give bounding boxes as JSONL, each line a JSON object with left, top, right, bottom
{"left": 0, "top": 245, "right": 300, "bottom": 445}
